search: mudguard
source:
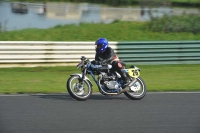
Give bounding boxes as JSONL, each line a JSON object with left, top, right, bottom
{"left": 70, "top": 74, "right": 93, "bottom": 86}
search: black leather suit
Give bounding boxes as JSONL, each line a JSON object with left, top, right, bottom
{"left": 93, "top": 47, "right": 128, "bottom": 82}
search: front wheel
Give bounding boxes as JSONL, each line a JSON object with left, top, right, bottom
{"left": 124, "top": 77, "right": 146, "bottom": 100}
{"left": 66, "top": 75, "right": 92, "bottom": 101}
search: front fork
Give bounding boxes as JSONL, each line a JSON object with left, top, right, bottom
{"left": 80, "top": 68, "right": 87, "bottom": 84}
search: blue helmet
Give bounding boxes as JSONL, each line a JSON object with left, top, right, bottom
{"left": 95, "top": 38, "right": 108, "bottom": 53}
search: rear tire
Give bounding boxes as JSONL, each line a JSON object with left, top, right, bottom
{"left": 124, "top": 77, "right": 146, "bottom": 100}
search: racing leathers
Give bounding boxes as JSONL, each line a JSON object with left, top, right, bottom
{"left": 92, "top": 46, "right": 130, "bottom": 84}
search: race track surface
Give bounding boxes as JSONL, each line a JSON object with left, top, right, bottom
{"left": 0, "top": 92, "right": 200, "bottom": 133}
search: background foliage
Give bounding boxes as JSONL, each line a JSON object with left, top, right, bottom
{"left": 1, "top": 20, "right": 200, "bottom": 41}
{"left": 146, "top": 14, "right": 200, "bottom": 34}
{"left": 8, "top": 0, "right": 200, "bottom": 7}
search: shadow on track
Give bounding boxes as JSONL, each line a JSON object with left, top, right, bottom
{"left": 31, "top": 94, "right": 129, "bottom": 101}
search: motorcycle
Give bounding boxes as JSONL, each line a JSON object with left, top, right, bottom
{"left": 66, "top": 56, "right": 146, "bottom": 101}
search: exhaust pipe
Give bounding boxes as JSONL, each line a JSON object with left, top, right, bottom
{"left": 117, "top": 78, "right": 137, "bottom": 95}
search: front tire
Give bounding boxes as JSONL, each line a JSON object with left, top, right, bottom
{"left": 67, "top": 75, "right": 92, "bottom": 101}
{"left": 124, "top": 77, "right": 146, "bottom": 100}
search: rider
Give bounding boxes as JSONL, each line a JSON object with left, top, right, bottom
{"left": 92, "top": 38, "right": 130, "bottom": 86}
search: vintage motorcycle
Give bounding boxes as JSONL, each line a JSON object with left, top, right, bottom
{"left": 66, "top": 56, "right": 146, "bottom": 101}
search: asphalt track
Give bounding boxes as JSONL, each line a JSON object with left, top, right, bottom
{"left": 0, "top": 92, "right": 200, "bottom": 133}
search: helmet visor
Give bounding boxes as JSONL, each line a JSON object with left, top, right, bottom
{"left": 95, "top": 44, "right": 103, "bottom": 51}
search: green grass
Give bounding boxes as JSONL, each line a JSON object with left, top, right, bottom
{"left": 0, "top": 64, "right": 200, "bottom": 94}
{"left": 1, "top": 22, "right": 200, "bottom": 41}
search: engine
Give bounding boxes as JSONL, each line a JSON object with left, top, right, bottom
{"left": 101, "top": 73, "right": 120, "bottom": 90}
{"left": 104, "top": 81, "right": 119, "bottom": 89}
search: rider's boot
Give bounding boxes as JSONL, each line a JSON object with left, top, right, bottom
{"left": 118, "top": 69, "right": 130, "bottom": 87}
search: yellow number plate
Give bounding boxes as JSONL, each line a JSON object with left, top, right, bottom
{"left": 128, "top": 68, "right": 140, "bottom": 78}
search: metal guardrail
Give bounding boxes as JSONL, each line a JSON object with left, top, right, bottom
{"left": 117, "top": 41, "right": 200, "bottom": 65}
{"left": 0, "top": 41, "right": 200, "bottom": 67}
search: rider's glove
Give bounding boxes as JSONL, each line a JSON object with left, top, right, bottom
{"left": 91, "top": 60, "right": 107, "bottom": 65}
{"left": 91, "top": 60, "right": 100, "bottom": 65}
{"left": 99, "top": 60, "right": 107, "bottom": 65}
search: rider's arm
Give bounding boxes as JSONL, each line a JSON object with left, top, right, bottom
{"left": 95, "top": 53, "right": 100, "bottom": 61}
{"left": 91, "top": 54, "right": 100, "bottom": 65}
{"left": 102, "top": 47, "right": 115, "bottom": 64}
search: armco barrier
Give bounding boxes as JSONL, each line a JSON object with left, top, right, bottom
{"left": 0, "top": 41, "right": 200, "bottom": 67}
{"left": 117, "top": 41, "right": 200, "bottom": 65}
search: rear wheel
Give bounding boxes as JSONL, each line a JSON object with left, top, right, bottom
{"left": 124, "top": 77, "right": 146, "bottom": 100}
{"left": 66, "top": 75, "right": 92, "bottom": 101}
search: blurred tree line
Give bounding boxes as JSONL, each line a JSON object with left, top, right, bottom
{"left": 8, "top": 0, "right": 200, "bottom": 7}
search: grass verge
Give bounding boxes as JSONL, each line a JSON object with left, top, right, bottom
{"left": 0, "top": 64, "right": 200, "bottom": 94}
